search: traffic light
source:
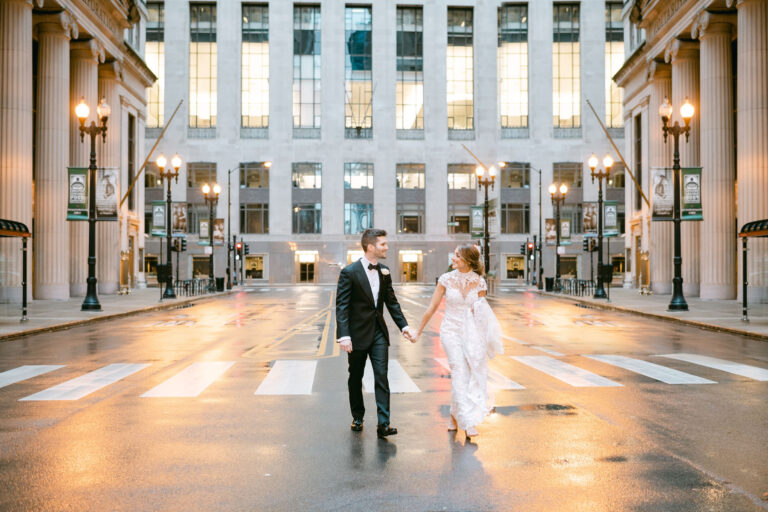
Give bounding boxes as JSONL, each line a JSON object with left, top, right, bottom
{"left": 527, "top": 241, "right": 534, "bottom": 253}
{"left": 583, "top": 239, "right": 590, "bottom": 252}
{"left": 235, "top": 242, "right": 242, "bottom": 252}
{"left": 181, "top": 238, "right": 187, "bottom": 252}
{"left": 244, "top": 243, "right": 250, "bottom": 255}
{"left": 519, "top": 243, "right": 526, "bottom": 255}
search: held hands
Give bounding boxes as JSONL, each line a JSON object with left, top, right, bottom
{"left": 340, "top": 339, "right": 353, "bottom": 353}
{"left": 402, "top": 327, "right": 417, "bottom": 344}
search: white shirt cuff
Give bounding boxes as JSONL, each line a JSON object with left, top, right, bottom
{"left": 401, "top": 326, "right": 413, "bottom": 335}
{"left": 337, "top": 336, "right": 351, "bottom": 343}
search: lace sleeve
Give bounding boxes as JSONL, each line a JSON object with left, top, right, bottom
{"left": 477, "top": 274, "right": 487, "bottom": 292}
{"left": 438, "top": 272, "right": 451, "bottom": 288}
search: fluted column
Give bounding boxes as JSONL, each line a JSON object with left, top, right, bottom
{"left": 69, "top": 39, "right": 104, "bottom": 297}
{"left": 33, "top": 12, "right": 77, "bottom": 299}
{"left": 0, "top": 0, "right": 34, "bottom": 302}
{"left": 648, "top": 61, "right": 673, "bottom": 294}
{"left": 666, "top": 39, "right": 701, "bottom": 297}
{"left": 732, "top": 0, "right": 768, "bottom": 302}
{"left": 693, "top": 13, "right": 737, "bottom": 300}
{"left": 96, "top": 61, "right": 121, "bottom": 295}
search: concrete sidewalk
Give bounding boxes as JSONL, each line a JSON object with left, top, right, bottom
{"left": 534, "top": 286, "right": 768, "bottom": 340}
{"left": 0, "top": 287, "right": 233, "bottom": 341}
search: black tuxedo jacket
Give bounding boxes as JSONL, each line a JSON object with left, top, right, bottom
{"left": 335, "top": 260, "right": 408, "bottom": 351}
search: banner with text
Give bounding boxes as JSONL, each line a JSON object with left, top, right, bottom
{"left": 604, "top": 200, "right": 619, "bottom": 237}
{"left": 651, "top": 167, "right": 673, "bottom": 221}
{"left": 545, "top": 218, "right": 556, "bottom": 245}
{"left": 96, "top": 168, "right": 119, "bottom": 220}
{"left": 471, "top": 206, "right": 484, "bottom": 239}
{"left": 151, "top": 201, "right": 166, "bottom": 237}
{"left": 582, "top": 202, "right": 598, "bottom": 236}
{"left": 682, "top": 167, "right": 703, "bottom": 220}
{"left": 67, "top": 167, "right": 88, "bottom": 220}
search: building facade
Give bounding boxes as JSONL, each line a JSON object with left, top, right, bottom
{"left": 615, "top": 0, "right": 767, "bottom": 301}
{"left": 0, "top": 0, "right": 154, "bottom": 301}
{"left": 140, "top": 0, "right": 627, "bottom": 286}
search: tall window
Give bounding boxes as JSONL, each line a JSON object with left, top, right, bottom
{"left": 240, "top": 162, "right": 269, "bottom": 189}
{"left": 633, "top": 114, "right": 642, "bottom": 211}
{"left": 293, "top": 163, "right": 321, "bottom": 189}
{"left": 448, "top": 164, "right": 477, "bottom": 189}
{"left": 396, "top": 7, "right": 423, "bottom": 131}
{"left": 553, "top": 4, "right": 580, "bottom": 128}
{"left": 146, "top": 3, "right": 164, "bottom": 128}
{"left": 242, "top": 5, "right": 269, "bottom": 128}
{"left": 189, "top": 4, "right": 217, "bottom": 128}
{"left": 605, "top": 2, "right": 624, "bottom": 128}
{"left": 498, "top": 4, "right": 528, "bottom": 129}
{"left": 448, "top": 204, "right": 471, "bottom": 233}
{"left": 128, "top": 114, "right": 135, "bottom": 209}
{"left": 345, "top": 6, "right": 373, "bottom": 138}
{"left": 501, "top": 203, "right": 530, "bottom": 233}
{"left": 240, "top": 203, "right": 269, "bottom": 234}
{"left": 344, "top": 163, "right": 373, "bottom": 189}
{"left": 560, "top": 204, "right": 583, "bottom": 233}
{"left": 553, "top": 162, "right": 583, "bottom": 188}
{"left": 608, "top": 162, "right": 625, "bottom": 188}
{"left": 187, "top": 162, "right": 217, "bottom": 189}
{"left": 398, "top": 204, "right": 424, "bottom": 234}
{"left": 396, "top": 164, "right": 425, "bottom": 189}
{"left": 447, "top": 8, "right": 474, "bottom": 130}
{"left": 293, "top": 5, "right": 321, "bottom": 130}
{"left": 344, "top": 203, "right": 373, "bottom": 234}
{"left": 145, "top": 162, "right": 161, "bottom": 188}
{"left": 187, "top": 203, "right": 209, "bottom": 234}
{"left": 500, "top": 162, "right": 530, "bottom": 188}
{"left": 293, "top": 203, "right": 322, "bottom": 233}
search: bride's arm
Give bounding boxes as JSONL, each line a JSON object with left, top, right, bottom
{"left": 415, "top": 283, "right": 446, "bottom": 339}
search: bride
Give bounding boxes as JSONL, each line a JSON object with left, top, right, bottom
{"left": 415, "top": 244, "right": 502, "bottom": 439}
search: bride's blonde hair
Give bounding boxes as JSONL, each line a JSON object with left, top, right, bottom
{"left": 456, "top": 243, "right": 485, "bottom": 277}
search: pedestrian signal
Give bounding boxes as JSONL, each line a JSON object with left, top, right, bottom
{"left": 583, "top": 239, "right": 590, "bottom": 252}
{"left": 244, "top": 243, "right": 250, "bottom": 255}
{"left": 181, "top": 238, "right": 187, "bottom": 252}
{"left": 519, "top": 243, "right": 526, "bottom": 255}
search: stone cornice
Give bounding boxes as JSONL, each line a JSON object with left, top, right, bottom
{"left": 641, "top": 0, "right": 698, "bottom": 42}
{"left": 664, "top": 39, "right": 699, "bottom": 63}
{"left": 34, "top": 11, "right": 78, "bottom": 40}
{"left": 71, "top": 38, "right": 106, "bottom": 64}
{"left": 691, "top": 11, "right": 736, "bottom": 39}
{"left": 99, "top": 59, "right": 123, "bottom": 80}
{"left": 613, "top": 42, "right": 647, "bottom": 87}
{"left": 122, "top": 42, "right": 157, "bottom": 88}
{"left": 647, "top": 59, "right": 671, "bottom": 81}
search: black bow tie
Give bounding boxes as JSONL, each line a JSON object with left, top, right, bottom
{"left": 367, "top": 263, "right": 380, "bottom": 271}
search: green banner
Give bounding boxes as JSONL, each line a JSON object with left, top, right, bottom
{"left": 151, "top": 201, "right": 166, "bottom": 237}
{"left": 604, "top": 200, "right": 619, "bottom": 237}
{"left": 682, "top": 167, "right": 703, "bottom": 220}
{"left": 471, "top": 206, "right": 484, "bottom": 239}
{"left": 67, "top": 167, "right": 88, "bottom": 220}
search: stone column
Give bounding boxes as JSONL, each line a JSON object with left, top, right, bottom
{"left": 648, "top": 60, "right": 673, "bottom": 294}
{"left": 731, "top": 0, "right": 768, "bottom": 302}
{"left": 33, "top": 12, "right": 77, "bottom": 299}
{"left": 693, "top": 13, "right": 737, "bottom": 300}
{"left": 96, "top": 60, "right": 121, "bottom": 295}
{"left": 69, "top": 39, "right": 104, "bottom": 297}
{"left": 0, "top": 0, "right": 34, "bottom": 302}
{"left": 666, "top": 39, "right": 701, "bottom": 297}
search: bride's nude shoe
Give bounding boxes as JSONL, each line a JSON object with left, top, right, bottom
{"left": 465, "top": 426, "right": 479, "bottom": 438}
{"left": 446, "top": 415, "right": 458, "bottom": 431}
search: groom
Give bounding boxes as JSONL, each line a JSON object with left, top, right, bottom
{"left": 336, "top": 228, "right": 415, "bottom": 438}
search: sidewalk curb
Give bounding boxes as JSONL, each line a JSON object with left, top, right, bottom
{"left": 0, "top": 290, "right": 236, "bottom": 343}
{"left": 536, "top": 290, "right": 768, "bottom": 342}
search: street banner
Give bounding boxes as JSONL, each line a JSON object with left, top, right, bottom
{"left": 545, "top": 218, "right": 556, "bottom": 245}
{"left": 582, "top": 201, "right": 598, "bottom": 235}
{"left": 213, "top": 218, "right": 225, "bottom": 245}
{"left": 682, "top": 167, "right": 703, "bottom": 221}
{"left": 488, "top": 197, "right": 499, "bottom": 235}
{"left": 67, "top": 167, "right": 88, "bottom": 221}
{"left": 651, "top": 167, "right": 674, "bottom": 221}
{"left": 151, "top": 201, "right": 166, "bottom": 237}
{"left": 471, "top": 206, "right": 484, "bottom": 239}
{"left": 604, "top": 200, "right": 619, "bottom": 237}
{"left": 171, "top": 202, "right": 188, "bottom": 237}
{"left": 560, "top": 219, "right": 571, "bottom": 245}
{"left": 96, "top": 168, "right": 119, "bottom": 220}
{"left": 199, "top": 219, "right": 210, "bottom": 244}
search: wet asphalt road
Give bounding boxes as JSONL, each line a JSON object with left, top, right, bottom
{"left": 0, "top": 285, "right": 766, "bottom": 511}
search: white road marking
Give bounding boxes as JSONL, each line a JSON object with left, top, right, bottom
{"left": 435, "top": 358, "right": 524, "bottom": 390}
{"left": 585, "top": 355, "right": 716, "bottom": 384}
{"left": 19, "top": 363, "right": 150, "bottom": 401}
{"left": 0, "top": 365, "right": 65, "bottom": 389}
{"left": 254, "top": 360, "right": 317, "bottom": 395}
{"left": 511, "top": 356, "right": 622, "bottom": 387}
{"left": 141, "top": 361, "right": 236, "bottom": 398}
{"left": 363, "top": 359, "right": 420, "bottom": 393}
{"left": 530, "top": 346, "right": 565, "bottom": 356}
{"left": 658, "top": 353, "right": 768, "bottom": 381}
{"left": 502, "top": 335, "right": 526, "bottom": 345}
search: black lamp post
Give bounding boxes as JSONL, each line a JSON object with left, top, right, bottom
{"left": 659, "top": 96, "right": 694, "bottom": 311}
{"left": 157, "top": 154, "right": 182, "bottom": 299}
{"left": 588, "top": 153, "right": 614, "bottom": 299}
{"left": 202, "top": 182, "right": 220, "bottom": 287}
{"left": 475, "top": 164, "right": 497, "bottom": 274}
{"left": 549, "top": 183, "right": 568, "bottom": 288}
{"left": 75, "top": 97, "right": 110, "bottom": 311}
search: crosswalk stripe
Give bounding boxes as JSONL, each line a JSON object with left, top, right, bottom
{"left": 364, "top": 359, "right": 420, "bottom": 393}
{"left": 255, "top": 360, "right": 317, "bottom": 395}
{"left": 434, "top": 358, "right": 525, "bottom": 390}
{"left": 19, "top": 364, "right": 150, "bottom": 401}
{"left": 585, "top": 355, "right": 716, "bottom": 384}
{"left": 512, "top": 356, "right": 622, "bottom": 387}
{"left": 0, "top": 365, "right": 65, "bottom": 389}
{"left": 658, "top": 353, "right": 768, "bottom": 381}
{"left": 141, "top": 362, "right": 236, "bottom": 398}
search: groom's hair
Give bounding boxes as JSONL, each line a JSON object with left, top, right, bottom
{"left": 361, "top": 228, "right": 387, "bottom": 252}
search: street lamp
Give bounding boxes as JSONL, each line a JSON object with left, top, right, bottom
{"left": 549, "top": 183, "right": 568, "bottom": 288}
{"left": 202, "top": 182, "right": 221, "bottom": 289}
{"left": 588, "top": 153, "right": 613, "bottom": 299}
{"left": 75, "top": 96, "right": 110, "bottom": 311}
{"left": 157, "top": 153, "right": 182, "bottom": 299}
{"left": 660, "top": 96, "right": 694, "bottom": 311}
{"left": 475, "top": 164, "right": 497, "bottom": 274}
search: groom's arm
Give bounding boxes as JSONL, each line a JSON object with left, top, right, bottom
{"left": 382, "top": 273, "right": 409, "bottom": 333}
{"left": 335, "top": 267, "right": 352, "bottom": 341}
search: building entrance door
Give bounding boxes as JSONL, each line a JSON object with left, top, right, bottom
{"left": 402, "top": 262, "right": 418, "bottom": 282}
{"left": 299, "top": 262, "right": 315, "bottom": 282}
{"left": 506, "top": 256, "right": 525, "bottom": 279}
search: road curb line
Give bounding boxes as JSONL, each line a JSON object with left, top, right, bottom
{"left": 0, "top": 290, "right": 236, "bottom": 343}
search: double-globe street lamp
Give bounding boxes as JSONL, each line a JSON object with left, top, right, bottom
{"left": 549, "top": 183, "right": 568, "bottom": 288}
{"left": 587, "top": 153, "right": 614, "bottom": 299}
{"left": 659, "top": 96, "right": 695, "bottom": 311}
{"left": 202, "top": 183, "right": 221, "bottom": 288}
{"left": 475, "top": 164, "right": 498, "bottom": 274}
{"left": 156, "top": 154, "right": 182, "bottom": 299}
{"left": 75, "top": 97, "right": 110, "bottom": 311}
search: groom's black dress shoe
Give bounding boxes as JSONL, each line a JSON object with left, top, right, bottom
{"left": 350, "top": 419, "right": 364, "bottom": 431}
{"left": 377, "top": 424, "right": 397, "bottom": 439}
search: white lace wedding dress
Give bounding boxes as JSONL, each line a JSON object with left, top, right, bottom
{"left": 438, "top": 269, "right": 502, "bottom": 431}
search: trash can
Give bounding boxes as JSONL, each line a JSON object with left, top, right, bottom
{"left": 545, "top": 277, "right": 554, "bottom": 292}
{"left": 215, "top": 277, "right": 225, "bottom": 292}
